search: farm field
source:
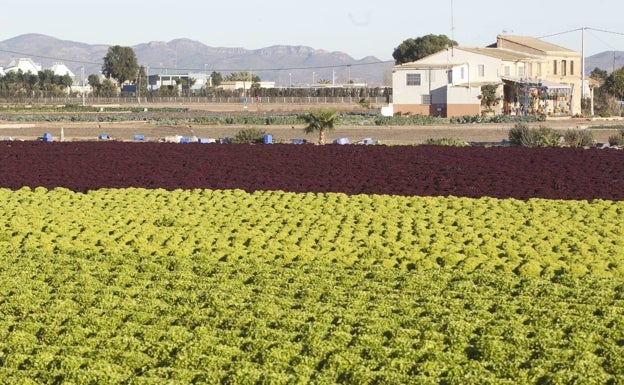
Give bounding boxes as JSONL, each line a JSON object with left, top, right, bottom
{"left": 0, "top": 121, "right": 623, "bottom": 383}
{"left": 1, "top": 103, "right": 623, "bottom": 144}
{"left": 0, "top": 187, "right": 623, "bottom": 384}
{"left": 0, "top": 118, "right": 622, "bottom": 145}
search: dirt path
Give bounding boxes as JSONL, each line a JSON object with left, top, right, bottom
{"left": 1, "top": 120, "right": 621, "bottom": 145}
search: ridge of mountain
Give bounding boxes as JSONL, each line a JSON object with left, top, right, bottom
{"left": 583, "top": 50, "right": 624, "bottom": 74}
{"left": 0, "top": 34, "right": 393, "bottom": 86}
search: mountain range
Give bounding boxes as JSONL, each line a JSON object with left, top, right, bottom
{"left": 583, "top": 50, "right": 624, "bottom": 74}
{"left": 0, "top": 34, "right": 394, "bottom": 87}
{"left": 1, "top": 34, "right": 621, "bottom": 88}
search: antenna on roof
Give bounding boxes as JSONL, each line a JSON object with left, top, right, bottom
{"left": 450, "top": 0, "right": 455, "bottom": 41}
{"left": 450, "top": 0, "right": 456, "bottom": 57}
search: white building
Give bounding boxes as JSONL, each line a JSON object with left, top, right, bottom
{"left": 218, "top": 80, "right": 276, "bottom": 91}
{"left": 392, "top": 35, "right": 582, "bottom": 117}
{"left": 3, "top": 58, "right": 42, "bottom": 74}
{"left": 392, "top": 47, "right": 503, "bottom": 117}
{"left": 50, "top": 63, "right": 76, "bottom": 79}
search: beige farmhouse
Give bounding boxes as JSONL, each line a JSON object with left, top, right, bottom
{"left": 391, "top": 35, "right": 582, "bottom": 117}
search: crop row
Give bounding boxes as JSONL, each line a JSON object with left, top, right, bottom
{"left": 1, "top": 242, "right": 623, "bottom": 383}
{"left": 1, "top": 142, "right": 624, "bottom": 200}
{"left": 1, "top": 187, "right": 623, "bottom": 278}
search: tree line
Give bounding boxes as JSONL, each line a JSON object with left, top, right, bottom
{"left": 0, "top": 69, "right": 74, "bottom": 98}
{"left": 0, "top": 45, "right": 390, "bottom": 100}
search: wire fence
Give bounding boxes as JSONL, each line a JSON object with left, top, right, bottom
{"left": 0, "top": 96, "right": 391, "bottom": 106}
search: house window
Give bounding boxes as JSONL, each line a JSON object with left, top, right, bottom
{"left": 562, "top": 60, "right": 567, "bottom": 76}
{"left": 478, "top": 64, "right": 485, "bottom": 77}
{"left": 570, "top": 60, "right": 574, "bottom": 75}
{"left": 460, "top": 67, "right": 465, "bottom": 79}
{"left": 553, "top": 60, "right": 558, "bottom": 75}
{"left": 421, "top": 94, "right": 431, "bottom": 105}
{"left": 518, "top": 66, "right": 525, "bottom": 77}
{"left": 406, "top": 73, "right": 421, "bottom": 86}
{"left": 536, "top": 63, "right": 542, "bottom": 76}
{"left": 504, "top": 66, "right": 510, "bottom": 76}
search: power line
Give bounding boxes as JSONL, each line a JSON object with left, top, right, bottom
{"left": 538, "top": 28, "right": 583, "bottom": 39}
{"left": 174, "top": 60, "right": 394, "bottom": 73}
{"left": 0, "top": 48, "right": 101, "bottom": 66}
{"left": 539, "top": 27, "right": 624, "bottom": 41}
{"left": 587, "top": 27, "right": 624, "bottom": 37}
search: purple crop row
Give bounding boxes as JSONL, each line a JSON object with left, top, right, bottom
{"left": 1, "top": 142, "right": 623, "bottom": 200}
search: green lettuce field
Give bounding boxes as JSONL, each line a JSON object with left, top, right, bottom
{"left": 0, "top": 187, "right": 623, "bottom": 384}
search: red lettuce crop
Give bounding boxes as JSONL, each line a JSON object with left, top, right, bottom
{"left": 1, "top": 142, "right": 622, "bottom": 200}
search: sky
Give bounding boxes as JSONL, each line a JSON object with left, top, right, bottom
{"left": 2, "top": 0, "right": 624, "bottom": 61}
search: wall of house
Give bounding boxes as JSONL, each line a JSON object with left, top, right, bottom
{"left": 419, "top": 49, "right": 502, "bottom": 82}
{"left": 541, "top": 55, "right": 582, "bottom": 114}
{"left": 392, "top": 104, "right": 432, "bottom": 116}
{"left": 447, "top": 104, "right": 481, "bottom": 117}
{"left": 391, "top": 67, "right": 449, "bottom": 107}
{"left": 447, "top": 86, "right": 482, "bottom": 117}
{"left": 394, "top": 84, "right": 482, "bottom": 117}
{"left": 392, "top": 49, "right": 503, "bottom": 117}
{"left": 393, "top": 102, "right": 480, "bottom": 117}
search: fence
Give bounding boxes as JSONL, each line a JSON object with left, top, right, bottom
{"left": 0, "top": 96, "right": 390, "bottom": 106}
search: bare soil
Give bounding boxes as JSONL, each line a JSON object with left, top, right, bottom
{"left": 1, "top": 103, "right": 622, "bottom": 145}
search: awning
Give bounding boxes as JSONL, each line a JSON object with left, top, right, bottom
{"left": 502, "top": 77, "right": 572, "bottom": 90}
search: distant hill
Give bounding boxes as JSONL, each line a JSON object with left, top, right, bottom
{"left": 0, "top": 34, "right": 393, "bottom": 87}
{"left": 584, "top": 51, "right": 624, "bottom": 74}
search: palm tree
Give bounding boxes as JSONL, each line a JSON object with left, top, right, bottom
{"left": 300, "top": 109, "right": 340, "bottom": 145}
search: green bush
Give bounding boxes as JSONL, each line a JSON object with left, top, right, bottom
{"left": 562, "top": 129, "right": 595, "bottom": 148}
{"left": 608, "top": 129, "right": 624, "bottom": 147}
{"left": 449, "top": 115, "right": 485, "bottom": 124}
{"left": 508, "top": 123, "right": 560, "bottom": 147}
{"left": 230, "top": 127, "right": 266, "bottom": 144}
{"left": 423, "top": 138, "right": 469, "bottom": 147}
{"left": 374, "top": 114, "right": 442, "bottom": 126}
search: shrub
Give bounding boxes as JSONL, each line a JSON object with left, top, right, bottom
{"left": 562, "top": 129, "right": 595, "bottom": 148}
{"left": 508, "top": 123, "right": 560, "bottom": 147}
{"left": 608, "top": 129, "right": 624, "bottom": 147}
{"left": 423, "top": 138, "right": 468, "bottom": 147}
{"left": 374, "top": 114, "right": 442, "bottom": 126}
{"left": 231, "top": 127, "right": 266, "bottom": 144}
{"left": 449, "top": 115, "right": 484, "bottom": 124}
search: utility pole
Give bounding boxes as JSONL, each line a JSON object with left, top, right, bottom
{"left": 581, "top": 27, "right": 586, "bottom": 101}
{"left": 347, "top": 65, "right": 351, "bottom": 84}
{"left": 81, "top": 66, "right": 85, "bottom": 106}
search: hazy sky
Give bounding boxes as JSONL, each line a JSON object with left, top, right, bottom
{"left": 2, "top": 0, "right": 623, "bottom": 60}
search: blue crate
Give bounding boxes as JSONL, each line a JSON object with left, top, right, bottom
{"left": 42, "top": 133, "right": 52, "bottom": 142}
{"left": 292, "top": 138, "right": 306, "bottom": 144}
{"left": 99, "top": 133, "right": 110, "bottom": 140}
{"left": 179, "top": 137, "right": 193, "bottom": 143}
{"left": 134, "top": 134, "right": 145, "bottom": 141}
{"left": 263, "top": 134, "right": 273, "bottom": 144}
{"left": 334, "top": 137, "right": 349, "bottom": 145}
